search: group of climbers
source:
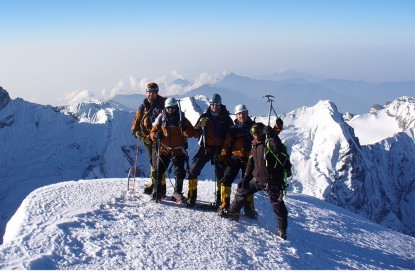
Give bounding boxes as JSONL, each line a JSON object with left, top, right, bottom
{"left": 131, "top": 82, "right": 291, "bottom": 239}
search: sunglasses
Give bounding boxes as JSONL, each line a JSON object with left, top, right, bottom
{"left": 210, "top": 103, "right": 220, "bottom": 107}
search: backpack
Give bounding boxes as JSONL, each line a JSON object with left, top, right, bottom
{"left": 265, "top": 138, "right": 292, "bottom": 192}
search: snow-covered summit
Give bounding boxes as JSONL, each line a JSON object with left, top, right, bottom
{"left": 0, "top": 178, "right": 414, "bottom": 269}
{"left": 58, "top": 101, "right": 115, "bottom": 124}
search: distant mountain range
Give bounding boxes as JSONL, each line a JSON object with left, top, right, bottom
{"left": 111, "top": 72, "right": 415, "bottom": 116}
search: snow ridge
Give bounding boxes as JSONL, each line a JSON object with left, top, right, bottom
{"left": 1, "top": 179, "right": 414, "bottom": 269}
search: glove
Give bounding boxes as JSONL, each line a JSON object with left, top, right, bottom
{"left": 154, "top": 131, "right": 163, "bottom": 140}
{"left": 199, "top": 117, "right": 208, "bottom": 128}
{"left": 142, "top": 135, "right": 151, "bottom": 145}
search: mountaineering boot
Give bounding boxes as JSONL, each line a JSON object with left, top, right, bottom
{"left": 217, "top": 185, "right": 231, "bottom": 216}
{"left": 221, "top": 198, "right": 244, "bottom": 221}
{"left": 278, "top": 228, "right": 287, "bottom": 240}
{"left": 151, "top": 167, "right": 164, "bottom": 201}
{"left": 243, "top": 194, "right": 258, "bottom": 219}
{"left": 151, "top": 180, "right": 163, "bottom": 201}
{"left": 186, "top": 178, "right": 198, "bottom": 207}
{"left": 144, "top": 182, "right": 154, "bottom": 195}
{"left": 172, "top": 178, "right": 186, "bottom": 203}
{"left": 144, "top": 166, "right": 156, "bottom": 194}
{"left": 221, "top": 209, "right": 240, "bottom": 221}
{"left": 144, "top": 175, "right": 165, "bottom": 195}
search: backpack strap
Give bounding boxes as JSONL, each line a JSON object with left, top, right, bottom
{"left": 264, "top": 138, "right": 291, "bottom": 193}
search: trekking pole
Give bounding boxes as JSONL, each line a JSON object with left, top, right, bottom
{"left": 128, "top": 139, "right": 140, "bottom": 192}
{"left": 133, "top": 139, "right": 140, "bottom": 190}
{"left": 262, "top": 95, "right": 278, "bottom": 126}
{"left": 213, "top": 152, "right": 218, "bottom": 206}
{"left": 155, "top": 139, "right": 161, "bottom": 202}
{"left": 177, "top": 99, "right": 190, "bottom": 172}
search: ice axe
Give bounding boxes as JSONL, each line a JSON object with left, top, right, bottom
{"left": 262, "top": 94, "right": 279, "bottom": 126}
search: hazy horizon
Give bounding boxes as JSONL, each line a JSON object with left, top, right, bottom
{"left": 1, "top": 0, "right": 414, "bottom": 106}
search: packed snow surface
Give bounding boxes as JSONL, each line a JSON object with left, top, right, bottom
{"left": 0, "top": 178, "right": 414, "bottom": 270}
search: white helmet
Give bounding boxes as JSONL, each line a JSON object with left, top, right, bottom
{"left": 234, "top": 104, "right": 248, "bottom": 114}
{"left": 165, "top": 97, "right": 178, "bottom": 108}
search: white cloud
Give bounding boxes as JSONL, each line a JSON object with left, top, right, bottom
{"left": 61, "top": 72, "right": 226, "bottom": 105}
{"left": 171, "top": 70, "right": 184, "bottom": 80}
{"left": 102, "top": 72, "right": 225, "bottom": 99}
{"left": 62, "top": 90, "right": 100, "bottom": 105}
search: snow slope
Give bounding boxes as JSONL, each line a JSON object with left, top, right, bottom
{"left": 1, "top": 178, "right": 414, "bottom": 270}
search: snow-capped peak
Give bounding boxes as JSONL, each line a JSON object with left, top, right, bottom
{"left": 347, "top": 96, "right": 415, "bottom": 145}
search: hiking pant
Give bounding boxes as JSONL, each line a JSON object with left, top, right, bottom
{"left": 187, "top": 146, "right": 225, "bottom": 205}
{"left": 144, "top": 142, "right": 156, "bottom": 168}
{"left": 221, "top": 156, "right": 255, "bottom": 213}
{"left": 230, "top": 180, "right": 288, "bottom": 230}
{"left": 154, "top": 154, "right": 186, "bottom": 184}
{"left": 221, "top": 156, "right": 247, "bottom": 187}
{"left": 188, "top": 146, "right": 225, "bottom": 180}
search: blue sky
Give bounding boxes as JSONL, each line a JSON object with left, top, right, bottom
{"left": 0, "top": 0, "right": 414, "bottom": 105}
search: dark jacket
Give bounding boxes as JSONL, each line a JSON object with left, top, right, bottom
{"left": 194, "top": 104, "right": 234, "bottom": 150}
{"left": 243, "top": 134, "right": 285, "bottom": 185}
{"left": 220, "top": 117, "right": 254, "bottom": 160}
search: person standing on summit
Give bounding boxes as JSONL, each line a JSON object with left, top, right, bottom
{"left": 149, "top": 97, "right": 195, "bottom": 202}
{"left": 223, "top": 122, "right": 289, "bottom": 240}
{"left": 218, "top": 104, "right": 257, "bottom": 218}
{"left": 186, "top": 94, "right": 234, "bottom": 207}
{"left": 131, "top": 82, "right": 167, "bottom": 197}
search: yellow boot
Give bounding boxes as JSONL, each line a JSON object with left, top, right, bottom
{"left": 218, "top": 185, "right": 231, "bottom": 215}
{"left": 144, "top": 166, "right": 155, "bottom": 194}
{"left": 187, "top": 178, "right": 198, "bottom": 207}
